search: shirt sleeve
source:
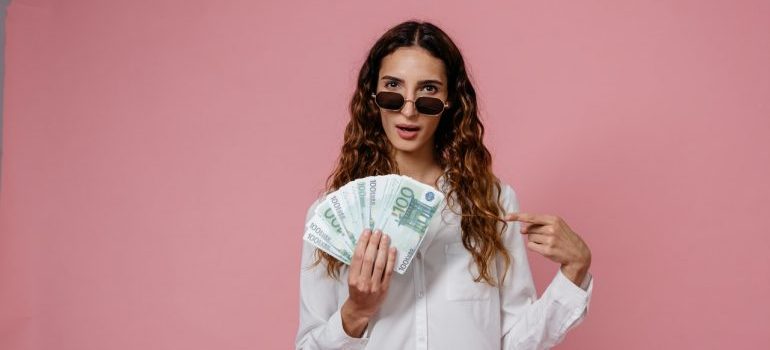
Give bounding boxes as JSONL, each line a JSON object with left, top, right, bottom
{"left": 295, "top": 198, "right": 371, "bottom": 350}
{"left": 496, "top": 184, "right": 594, "bottom": 350}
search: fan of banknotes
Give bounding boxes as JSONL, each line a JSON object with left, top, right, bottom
{"left": 303, "top": 174, "right": 446, "bottom": 274}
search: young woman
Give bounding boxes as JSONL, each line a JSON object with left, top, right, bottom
{"left": 296, "top": 20, "right": 593, "bottom": 350}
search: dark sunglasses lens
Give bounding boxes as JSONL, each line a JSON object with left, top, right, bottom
{"left": 416, "top": 97, "right": 445, "bottom": 115}
{"left": 375, "top": 92, "right": 404, "bottom": 110}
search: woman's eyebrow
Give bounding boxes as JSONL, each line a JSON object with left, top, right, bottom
{"left": 381, "top": 75, "right": 444, "bottom": 86}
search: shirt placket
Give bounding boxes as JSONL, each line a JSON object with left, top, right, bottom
{"left": 414, "top": 250, "right": 428, "bottom": 350}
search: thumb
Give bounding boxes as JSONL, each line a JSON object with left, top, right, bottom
{"left": 503, "top": 212, "right": 518, "bottom": 221}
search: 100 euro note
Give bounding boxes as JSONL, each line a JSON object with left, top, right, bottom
{"left": 323, "top": 190, "right": 359, "bottom": 248}
{"left": 302, "top": 175, "right": 445, "bottom": 273}
{"left": 303, "top": 215, "right": 352, "bottom": 264}
{"left": 354, "top": 179, "right": 368, "bottom": 231}
{"left": 359, "top": 174, "right": 400, "bottom": 240}
{"left": 300, "top": 187, "right": 362, "bottom": 268}
{"left": 363, "top": 175, "right": 388, "bottom": 231}
{"left": 377, "top": 177, "right": 444, "bottom": 274}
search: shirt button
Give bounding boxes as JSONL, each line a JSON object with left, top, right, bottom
{"left": 416, "top": 251, "right": 422, "bottom": 259}
{"left": 418, "top": 291, "right": 424, "bottom": 298}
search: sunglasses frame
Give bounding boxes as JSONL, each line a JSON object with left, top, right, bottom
{"left": 371, "top": 91, "right": 450, "bottom": 116}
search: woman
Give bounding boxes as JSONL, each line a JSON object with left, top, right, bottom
{"left": 296, "top": 20, "right": 593, "bottom": 350}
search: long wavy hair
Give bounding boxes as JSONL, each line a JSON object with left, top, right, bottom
{"left": 314, "top": 20, "right": 511, "bottom": 286}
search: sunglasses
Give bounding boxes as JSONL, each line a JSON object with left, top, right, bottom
{"left": 371, "top": 91, "right": 449, "bottom": 116}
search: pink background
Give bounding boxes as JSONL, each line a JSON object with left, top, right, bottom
{"left": 1, "top": 0, "right": 769, "bottom": 349}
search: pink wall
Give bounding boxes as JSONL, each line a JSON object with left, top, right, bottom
{"left": 1, "top": 0, "right": 769, "bottom": 348}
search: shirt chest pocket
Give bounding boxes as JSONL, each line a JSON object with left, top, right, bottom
{"left": 444, "top": 242, "right": 493, "bottom": 301}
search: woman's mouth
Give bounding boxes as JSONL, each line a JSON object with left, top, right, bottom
{"left": 395, "top": 124, "right": 420, "bottom": 140}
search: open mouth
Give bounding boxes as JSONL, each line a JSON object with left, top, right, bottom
{"left": 395, "top": 124, "right": 420, "bottom": 140}
{"left": 396, "top": 124, "right": 421, "bottom": 132}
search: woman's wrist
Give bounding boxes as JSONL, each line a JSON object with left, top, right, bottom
{"left": 341, "top": 299, "right": 370, "bottom": 338}
{"left": 561, "top": 260, "right": 590, "bottom": 287}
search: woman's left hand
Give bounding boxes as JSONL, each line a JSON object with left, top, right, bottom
{"left": 504, "top": 212, "right": 592, "bottom": 287}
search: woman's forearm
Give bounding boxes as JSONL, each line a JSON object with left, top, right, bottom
{"left": 341, "top": 299, "right": 370, "bottom": 338}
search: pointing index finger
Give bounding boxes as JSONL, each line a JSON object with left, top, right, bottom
{"left": 504, "top": 212, "right": 553, "bottom": 225}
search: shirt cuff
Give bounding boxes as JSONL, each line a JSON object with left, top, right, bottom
{"left": 552, "top": 268, "right": 593, "bottom": 299}
{"left": 322, "top": 309, "right": 370, "bottom": 349}
{"left": 546, "top": 268, "right": 593, "bottom": 332}
{"left": 579, "top": 271, "right": 592, "bottom": 291}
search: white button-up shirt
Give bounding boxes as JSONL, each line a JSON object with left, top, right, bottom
{"left": 296, "top": 181, "right": 593, "bottom": 350}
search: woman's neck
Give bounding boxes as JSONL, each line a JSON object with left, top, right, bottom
{"left": 393, "top": 146, "right": 443, "bottom": 188}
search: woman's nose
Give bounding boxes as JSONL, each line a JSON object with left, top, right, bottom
{"left": 400, "top": 95, "right": 418, "bottom": 118}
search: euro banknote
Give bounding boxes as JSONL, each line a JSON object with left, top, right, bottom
{"left": 302, "top": 174, "right": 445, "bottom": 274}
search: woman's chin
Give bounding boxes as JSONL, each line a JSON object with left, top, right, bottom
{"left": 389, "top": 140, "right": 427, "bottom": 154}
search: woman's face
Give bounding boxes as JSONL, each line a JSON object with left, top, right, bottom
{"left": 376, "top": 46, "right": 449, "bottom": 156}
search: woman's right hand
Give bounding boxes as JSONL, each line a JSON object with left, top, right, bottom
{"left": 341, "top": 229, "right": 397, "bottom": 338}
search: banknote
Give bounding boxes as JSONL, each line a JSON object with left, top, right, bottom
{"left": 303, "top": 215, "right": 352, "bottom": 264}
{"left": 303, "top": 174, "right": 445, "bottom": 273}
{"left": 377, "top": 178, "right": 443, "bottom": 274}
{"left": 323, "top": 190, "right": 358, "bottom": 247}
{"left": 314, "top": 200, "right": 355, "bottom": 251}
{"left": 355, "top": 179, "right": 367, "bottom": 231}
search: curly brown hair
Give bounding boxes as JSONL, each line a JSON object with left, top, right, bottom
{"left": 313, "top": 20, "right": 511, "bottom": 286}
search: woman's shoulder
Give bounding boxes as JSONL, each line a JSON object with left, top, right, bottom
{"left": 497, "top": 180, "right": 517, "bottom": 197}
{"left": 304, "top": 192, "right": 328, "bottom": 223}
{"left": 495, "top": 179, "right": 520, "bottom": 211}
